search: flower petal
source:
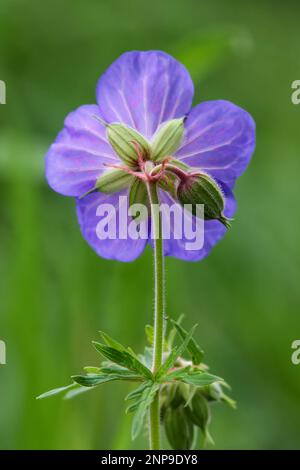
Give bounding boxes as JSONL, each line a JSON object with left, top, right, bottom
{"left": 96, "top": 51, "right": 194, "bottom": 139}
{"left": 150, "top": 184, "right": 236, "bottom": 261}
{"left": 45, "top": 104, "right": 118, "bottom": 197}
{"left": 175, "top": 100, "right": 256, "bottom": 188}
{"left": 76, "top": 190, "right": 148, "bottom": 262}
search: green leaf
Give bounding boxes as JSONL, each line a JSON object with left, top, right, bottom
{"left": 98, "top": 363, "right": 128, "bottom": 373}
{"left": 145, "top": 324, "right": 154, "bottom": 346}
{"left": 180, "top": 371, "right": 222, "bottom": 387}
{"left": 131, "top": 383, "right": 160, "bottom": 440}
{"left": 127, "top": 346, "right": 140, "bottom": 360}
{"left": 125, "top": 382, "right": 151, "bottom": 402}
{"left": 72, "top": 374, "right": 120, "bottom": 387}
{"left": 145, "top": 325, "right": 168, "bottom": 351}
{"left": 100, "top": 367, "right": 138, "bottom": 376}
{"left": 163, "top": 366, "right": 192, "bottom": 381}
{"left": 83, "top": 366, "right": 102, "bottom": 374}
{"left": 167, "top": 314, "right": 184, "bottom": 349}
{"left": 73, "top": 369, "right": 144, "bottom": 387}
{"left": 125, "top": 381, "right": 153, "bottom": 414}
{"left": 170, "top": 319, "right": 204, "bottom": 365}
{"left": 93, "top": 342, "right": 153, "bottom": 380}
{"left": 36, "top": 383, "right": 76, "bottom": 400}
{"left": 142, "top": 347, "right": 153, "bottom": 369}
{"left": 64, "top": 385, "right": 92, "bottom": 400}
{"left": 126, "top": 401, "right": 141, "bottom": 414}
{"left": 156, "top": 325, "right": 197, "bottom": 380}
{"left": 99, "top": 331, "right": 125, "bottom": 352}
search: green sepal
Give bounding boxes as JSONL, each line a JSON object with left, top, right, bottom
{"left": 158, "top": 173, "right": 177, "bottom": 198}
{"left": 151, "top": 118, "right": 185, "bottom": 161}
{"left": 80, "top": 169, "right": 134, "bottom": 198}
{"left": 168, "top": 158, "right": 190, "bottom": 170}
{"left": 106, "top": 123, "right": 151, "bottom": 166}
{"left": 97, "top": 169, "right": 134, "bottom": 194}
{"left": 129, "top": 179, "right": 149, "bottom": 221}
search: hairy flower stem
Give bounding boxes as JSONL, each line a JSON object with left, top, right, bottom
{"left": 147, "top": 182, "right": 165, "bottom": 450}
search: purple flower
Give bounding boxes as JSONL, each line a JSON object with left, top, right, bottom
{"left": 45, "top": 51, "right": 255, "bottom": 262}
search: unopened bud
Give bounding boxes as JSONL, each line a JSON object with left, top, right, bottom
{"left": 177, "top": 173, "right": 231, "bottom": 228}
{"left": 203, "top": 382, "right": 236, "bottom": 408}
{"left": 164, "top": 406, "right": 194, "bottom": 450}
{"left": 151, "top": 118, "right": 185, "bottom": 161}
{"left": 169, "top": 383, "right": 186, "bottom": 409}
{"left": 189, "top": 390, "right": 210, "bottom": 432}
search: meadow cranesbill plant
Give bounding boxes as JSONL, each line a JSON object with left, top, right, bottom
{"left": 40, "top": 51, "right": 255, "bottom": 450}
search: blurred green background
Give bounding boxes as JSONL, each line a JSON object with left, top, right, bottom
{"left": 0, "top": 0, "right": 300, "bottom": 450}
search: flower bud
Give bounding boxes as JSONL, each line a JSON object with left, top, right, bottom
{"left": 202, "top": 382, "right": 223, "bottom": 402}
{"left": 164, "top": 405, "right": 194, "bottom": 450}
{"left": 169, "top": 383, "right": 186, "bottom": 409}
{"left": 202, "top": 382, "right": 236, "bottom": 408}
{"left": 151, "top": 118, "right": 185, "bottom": 161}
{"left": 106, "top": 123, "right": 151, "bottom": 166}
{"left": 189, "top": 390, "right": 210, "bottom": 432}
{"left": 177, "top": 173, "right": 231, "bottom": 228}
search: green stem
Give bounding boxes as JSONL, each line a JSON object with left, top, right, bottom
{"left": 147, "top": 182, "right": 165, "bottom": 450}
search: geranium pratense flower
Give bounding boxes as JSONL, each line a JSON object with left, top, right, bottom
{"left": 46, "top": 51, "right": 255, "bottom": 262}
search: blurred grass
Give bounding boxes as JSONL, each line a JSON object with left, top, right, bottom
{"left": 0, "top": 0, "right": 300, "bottom": 449}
